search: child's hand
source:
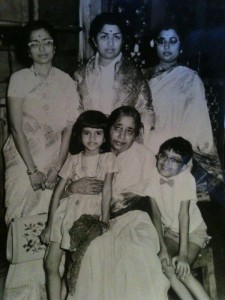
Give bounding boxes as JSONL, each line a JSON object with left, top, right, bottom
{"left": 172, "top": 255, "right": 190, "bottom": 279}
{"left": 40, "top": 226, "right": 51, "bottom": 245}
{"left": 101, "top": 220, "right": 110, "bottom": 232}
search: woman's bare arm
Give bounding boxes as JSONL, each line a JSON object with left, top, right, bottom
{"left": 8, "top": 96, "right": 46, "bottom": 190}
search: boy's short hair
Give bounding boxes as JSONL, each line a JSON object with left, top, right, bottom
{"left": 158, "top": 137, "right": 193, "bottom": 164}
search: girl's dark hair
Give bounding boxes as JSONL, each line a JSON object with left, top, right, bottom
{"left": 17, "top": 20, "right": 57, "bottom": 65}
{"left": 69, "top": 110, "right": 110, "bottom": 155}
{"left": 90, "top": 12, "right": 125, "bottom": 42}
{"left": 108, "top": 106, "right": 142, "bottom": 137}
{"left": 158, "top": 137, "right": 193, "bottom": 164}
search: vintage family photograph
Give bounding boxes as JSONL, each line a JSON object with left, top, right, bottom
{"left": 0, "top": 0, "right": 224, "bottom": 299}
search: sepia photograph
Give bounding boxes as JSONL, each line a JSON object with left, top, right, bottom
{"left": 0, "top": 0, "right": 224, "bottom": 299}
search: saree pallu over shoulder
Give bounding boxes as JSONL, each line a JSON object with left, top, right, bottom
{"left": 4, "top": 67, "right": 79, "bottom": 225}
{"left": 74, "top": 54, "right": 153, "bottom": 114}
{"left": 4, "top": 67, "right": 79, "bottom": 300}
{"left": 148, "top": 65, "right": 214, "bottom": 154}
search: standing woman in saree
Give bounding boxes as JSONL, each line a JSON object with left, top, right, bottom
{"left": 3, "top": 20, "right": 79, "bottom": 299}
{"left": 145, "top": 23, "right": 223, "bottom": 201}
{"left": 145, "top": 23, "right": 214, "bottom": 154}
{"left": 74, "top": 12, "right": 155, "bottom": 142}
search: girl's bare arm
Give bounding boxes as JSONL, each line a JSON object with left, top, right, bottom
{"left": 40, "top": 177, "right": 67, "bottom": 244}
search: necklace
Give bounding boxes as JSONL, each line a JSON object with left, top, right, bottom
{"left": 81, "top": 152, "right": 101, "bottom": 178}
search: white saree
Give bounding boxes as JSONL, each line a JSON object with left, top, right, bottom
{"left": 3, "top": 67, "right": 79, "bottom": 300}
{"left": 148, "top": 66, "right": 214, "bottom": 155}
{"left": 67, "top": 142, "right": 169, "bottom": 300}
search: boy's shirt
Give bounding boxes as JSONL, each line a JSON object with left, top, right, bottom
{"left": 145, "top": 167, "right": 206, "bottom": 233}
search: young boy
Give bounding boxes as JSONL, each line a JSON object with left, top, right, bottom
{"left": 145, "top": 137, "right": 210, "bottom": 300}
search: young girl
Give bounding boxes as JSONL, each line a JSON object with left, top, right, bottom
{"left": 41, "top": 110, "right": 117, "bottom": 300}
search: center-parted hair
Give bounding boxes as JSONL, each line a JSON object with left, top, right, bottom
{"left": 69, "top": 110, "right": 110, "bottom": 155}
{"left": 90, "top": 12, "right": 125, "bottom": 42}
{"left": 158, "top": 137, "right": 193, "bottom": 164}
{"left": 108, "top": 106, "right": 142, "bottom": 136}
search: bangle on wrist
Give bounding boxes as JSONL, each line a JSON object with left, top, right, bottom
{"left": 27, "top": 166, "right": 38, "bottom": 176}
{"left": 64, "top": 183, "right": 73, "bottom": 196}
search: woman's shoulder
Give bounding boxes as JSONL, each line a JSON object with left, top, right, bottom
{"left": 119, "top": 56, "right": 140, "bottom": 72}
{"left": 53, "top": 67, "right": 74, "bottom": 82}
{"left": 100, "top": 151, "right": 116, "bottom": 161}
{"left": 66, "top": 153, "right": 81, "bottom": 167}
{"left": 142, "top": 67, "right": 155, "bottom": 80}
{"left": 10, "top": 68, "right": 31, "bottom": 80}
{"left": 176, "top": 65, "right": 199, "bottom": 78}
{"left": 73, "top": 56, "right": 96, "bottom": 79}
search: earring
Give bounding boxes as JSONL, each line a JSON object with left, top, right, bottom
{"left": 150, "top": 39, "right": 155, "bottom": 48}
{"left": 180, "top": 49, "right": 183, "bottom": 54}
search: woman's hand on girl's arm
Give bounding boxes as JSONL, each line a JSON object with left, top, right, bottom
{"left": 66, "top": 177, "right": 103, "bottom": 196}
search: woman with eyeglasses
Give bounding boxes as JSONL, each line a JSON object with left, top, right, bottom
{"left": 65, "top": 106, "right": 169, "bottom": 300}
{"left": 145, "top": 24, "right": 224, "bottom": 214}
{"left": 145, "top": 23, "right": 214, "bottom": 156}
{"left": 3, "top": 20, "right": 79, "bottom": 300}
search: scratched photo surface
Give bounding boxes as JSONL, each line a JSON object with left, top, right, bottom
{"left": 0, "top": 1, "right": 224, "bottom": 299}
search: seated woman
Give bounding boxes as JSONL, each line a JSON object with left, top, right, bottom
{"left": 65, "top": 106, "right": 170, "bottom": 300}
{"left": 145, "top": 22, "right": 224, "bottom": 202}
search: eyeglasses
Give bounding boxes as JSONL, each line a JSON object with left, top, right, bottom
{"left": 155, "top": 37, "right": 179, "bottom": 46}
{"left": 158, "top": 153, "right": 184, "bottom": 165}
{"left": 112, "top": 125, "right": 136, "bottom": 136}
{"left": 28, "top": 39, "right": 54, "bottom": 49}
